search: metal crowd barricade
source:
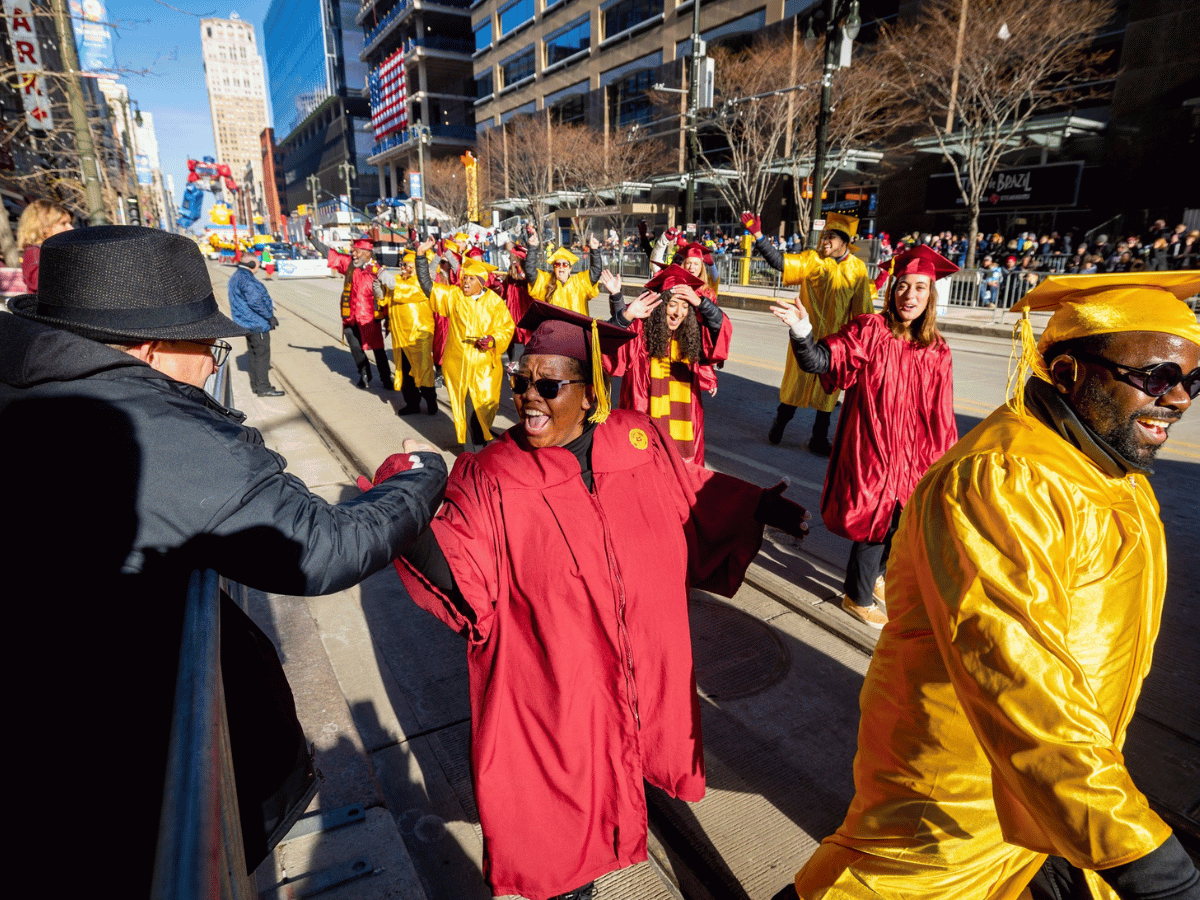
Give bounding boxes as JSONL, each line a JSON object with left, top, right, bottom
{"left": 152, "top": 363, "right": 255, "bottom": 900}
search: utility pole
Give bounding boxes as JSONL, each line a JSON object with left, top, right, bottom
{"left": 117, "top": 94, "right": 142, "bottom": 226}
{"left": 683, "top": 0, "right": 701, "bottom": 230}
{"left": 810, "top": 0, "right": 860, "bottom": 248}
{"left": 306, "top": 173, "right": 321, "bottom": 226}
{"left": 49, "top": 0, "right": 106, "bottom": 224}
{"left": 337, "top": 161, "right": 356, "bottom": 218}
{"left": 412, "top": 124, "right": 429, "bottom": 239}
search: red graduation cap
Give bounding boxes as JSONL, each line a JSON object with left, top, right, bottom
{"left": 890, "top": 245, "right": 959, "bottom": 281}
{"left": 508, "top": 245, "right": 528, "bottom": 260}
{"left": 518, "top": 301, "right": 636, "bottom": 424}
{"left": 644, "top": 264, "right": 705, "bottom": 294}
{"left": 352, "top": 237, "right": 374, "bottom": 251}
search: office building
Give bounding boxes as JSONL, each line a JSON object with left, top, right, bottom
{"left": 200, "top": 13, "right": 271, "bottom": 224}
{"left": 357, "top": 0, "right": 477, "bottom": 208}
{"left": 263, "top": 0, "right": 379, "bottom": 223}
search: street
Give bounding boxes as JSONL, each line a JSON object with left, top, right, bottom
{"left": 212, "top": 266, "right": 1200, "bottom": 900}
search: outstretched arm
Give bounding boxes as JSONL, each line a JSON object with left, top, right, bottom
{"left": 587, "top": 232, "right": 603, "bottom": 285}
{"left": 770, "top": 299, "right": 831, "bottom": 374}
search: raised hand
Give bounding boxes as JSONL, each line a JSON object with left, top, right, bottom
{"left": 587, "top": 231, "right": 601, "bottom": 250}
{"left": 769, "top": 297, "right": 807, "bottom": 329}
{"left": 417, "top": 237, "right": 435, "bottom": 255}
{"left": 598, "top": 269, "right": 621, "bottom": 295}
{"left": 525, "top": 224, "right": 540, "bottom": 247}
{"left": 304, "top": 217, "right": 313, "bottom": 238}
{"left": 624, "top": 290, "right": 663, "bottom": 320}
{"left": 740, "top": 211, "right": 762, "bottom": 236}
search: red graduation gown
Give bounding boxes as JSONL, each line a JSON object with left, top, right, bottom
{"left": 608, "top": 311, "right": 732, "bottom": 466}
{"left": 396, "top": 409, "right": 766, "bottom": 900}
{"left": 492, "top": 272, "right": 534, "bottom": 346}
{"left": 326, "top": 249, "right": 385, "bottom": 350}
{"left": 817, "top": 314, "right": 958, "bottom": 543}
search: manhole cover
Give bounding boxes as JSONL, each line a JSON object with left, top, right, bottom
{"left": 688, "top": 593, "right": 790, "bottom": 700}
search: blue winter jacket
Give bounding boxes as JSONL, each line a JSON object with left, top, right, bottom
{"left": 228, "top": 264, "right": 274, "bottom": 332}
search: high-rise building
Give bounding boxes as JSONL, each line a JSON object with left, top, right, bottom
{"left": 263, "top": 0, "right": 379, "bottom": 223}
{"left": 200, "top": 12, "right": 271, "bottom": 223}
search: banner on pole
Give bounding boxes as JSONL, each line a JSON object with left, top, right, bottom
{"left": 4, "top": 0, "right": 53, "bottom": 130}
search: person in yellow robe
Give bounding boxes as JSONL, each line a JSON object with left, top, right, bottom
{"left": 412, "top": 242, "right": 514, "bottom": 450}
{"left": 523, "top": 230, "right": 603, "bottom": 315}
{"left": 787, "top": 272, "right": 1200, "bottom": 900}
{"left": 378, "top": 250, "right": 438, "bottom": 416}
{"left": 742, "top": 211, "right": 875, "bottom": 455}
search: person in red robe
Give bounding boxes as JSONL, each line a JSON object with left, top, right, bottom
{"left": 770, "top": 245, "right": 960, "bottom": 630}
{"left": 605, "top": 265, "right": 732, "bottom": 466}
{"left": 384, "top": 301, "right": 809, "bottom": 900}
{"left": 491, "top": 243, "right": 535, "bottom": 362}
{"left": 306, "top": 221, "right": 392, "bottom": 389}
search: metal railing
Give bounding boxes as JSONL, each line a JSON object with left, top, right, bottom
{"left": 152, "top": 364, "right": 254, "bottom": 900}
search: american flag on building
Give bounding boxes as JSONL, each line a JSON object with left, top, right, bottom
{"left": 369, "top": 49, "right": 408, "bottom": 140}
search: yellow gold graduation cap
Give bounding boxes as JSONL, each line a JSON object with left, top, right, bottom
{"left": 547, "top": 247, "right": 579, "bottom": 267}
{"left": 459, "top": 257, "right": 497, "bottom": 283}
{"left": 1007, "top": 272, "right": 1200, "bottom": 416}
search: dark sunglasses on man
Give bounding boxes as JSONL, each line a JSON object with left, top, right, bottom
{"left": 1072, "top": 350, "right": 1200, "bottom": 399}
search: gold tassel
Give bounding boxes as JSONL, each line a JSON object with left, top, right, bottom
{"left": 1006, "top": 308, "right": 1052, "bottom": 419}
{"left": 588, "top": 319, "right": 610, "bottom": 424}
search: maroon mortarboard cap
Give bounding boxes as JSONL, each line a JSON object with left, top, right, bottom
{"left": 890, "top": 245, "right": 959, "bottom": 280}
{"left": 644, "top": 263, "right": 705, "bottom": 293}
{"left": 509, "top": 245, "right": 528, "bottom": 260}
{"left": 519, "top": 300, "right": 635, "bottom": 364}
{"left": 352, "top": 237, "right": 373, "bottom": 251}
{"left": 679, "top": 241, "right": 706, "bottom": 260}
{"left": 466, "top": 246, "right": 484, "bottom": 260}
{"left": 519, "top": 301, "right": 635, "bottom": 423}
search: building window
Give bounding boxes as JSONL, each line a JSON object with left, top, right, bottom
{"left": 500, "top": 45, "right": 535, "bottom": 87}
{"left": 603, "top": 0, "right": 658, "bottom": 39}
{"left": 551, "top": 92, "right": 586, "bottom": 125}
{"left": 476, "top": 70, "right": 494, "bottom": 99}
{"left": 609, "top": 68, "right": 654, "bottom": 127}
{"left": 475, "top": 20, "right": 492, "bottom": 52}
{"left": 545, "top": 16, "right": 589, "bottom": 67}
{"left": 498, "top": 0, "right": 534, "bottom": 37}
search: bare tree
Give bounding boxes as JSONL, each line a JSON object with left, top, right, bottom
{"left": 489, "top": 114, "right": 553, "bottom": 232}
{"left": 694, "top": 36, "right": 795, "bottom": 218}
{"left": 423, "top": 155, "right": 470, "bottom": 229}
{"left": 879, "top": 0, "right": 1115, "bottom": 267}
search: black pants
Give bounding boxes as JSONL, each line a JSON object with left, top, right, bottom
{"left": 398, "top": 351, "right": 420, "bottom": 406}
{"left": 245, "top": 330, "right": 272, "bottom": 393}
{"left": 844, "top": 504, "right": 901, "bottom": 605}
{"left": 344, "top": 323, "right": 392, "bottom": 384}
{"left": 1026, "top": 856, "right": 1095, "bottom": 900}
{"left": 464, "top": 402, "right": 487, "bottom": 452}
{"left": 775, "top": 403, "right": 832, "bottom": 440}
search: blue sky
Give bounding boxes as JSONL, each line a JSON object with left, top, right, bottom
{"left": 101, "top": 0, "right": 274, "bottom": 222}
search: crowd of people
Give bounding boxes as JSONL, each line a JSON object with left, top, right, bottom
{"left": 4, "top": 203, "right": 1200, "bottom": 900}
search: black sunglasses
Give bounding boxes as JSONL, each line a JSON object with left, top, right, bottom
{"left": 1073, "top": 350, "right": 1200, "bottom": 399}
{"left": 509, "top": 374, "right": 587, "bottom": 400}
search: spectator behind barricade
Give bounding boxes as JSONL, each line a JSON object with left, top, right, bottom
{"left": 1177, "top": 231, "right": 1199, "bottom": 269}
{"left": 1067, "top": 243, "right": 1089, "bottom": 273}
{"left": 0, "top": 226, "right": 448, "bottom": 893}
{"left": 1092, "top": 233, "right": 1114, "bottom": 260}
{"left": 16, "top": 198, "right": 72, "bottom": 292}
{"left": 979, "top": 255, "right": 1002, "bottom": 308}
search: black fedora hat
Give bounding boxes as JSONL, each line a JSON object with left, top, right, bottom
{"left": 8, "top": 225, "right": 249, "bottom": 342}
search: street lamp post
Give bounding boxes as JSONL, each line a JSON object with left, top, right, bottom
{"left": 306, "top": 173, "right": 321, "bottom": 228}
{"left": 810, "top": 0, "right": 860, "bottom": 248}
{"left": 337, "top": 161, "right": 356, "bottom": 219}
{"left": 684, "top": 0, "right": 701, "bottom": 230}
{"left": 411, "top": 123, "right": 430, "bottom": 239}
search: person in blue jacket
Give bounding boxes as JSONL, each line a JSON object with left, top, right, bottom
{"left": 228, "top": 256, "right": 284, "bottom": 396}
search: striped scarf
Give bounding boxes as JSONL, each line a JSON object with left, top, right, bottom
{"left": 648, "top": 338, "right": 694, "bottom": 457}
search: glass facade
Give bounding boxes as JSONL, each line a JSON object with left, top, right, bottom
{"left": 501, "top": 45, "right": 536, "bottom": 87}
{"left": 545, "top": 16, "right": 589, "bottom": 67}
{"left": 498, "top": 0, "right": 535, "bottom": 37}
{"left": 475, "top": 20, "right": 492, "bottom": 52}
{"left": 476, "top": 69, "right": 494, "bottom": 99}
{"left": 602, "top": 0, "right": 658, "bottom": 39}
{"left": 264, "top": 0, "right": 329, "bottom": 138}
{"left": 609, "top": 68, "right": 655, "bottom": 127}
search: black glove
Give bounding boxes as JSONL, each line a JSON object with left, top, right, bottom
{"left": 268, "top": 316, "right": 279, "bottom": 329}
{"left": 754, "top": 479, "right": 810, "bottom": 540}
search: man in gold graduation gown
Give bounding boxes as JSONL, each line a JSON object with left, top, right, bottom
{"left": 790, "top": 272, "right": 1200, "bottom": 900}
{"left": 523, "top": 230, "right": 603, "bottom": 315}
{"left": 742, "top": 211, "right": 875, "bottom": 455}
{"left": 378, "top": 250, "right": 438, "bottom": 415}
{"left": 411, "top": 242, "right": 514, "bottom": 450}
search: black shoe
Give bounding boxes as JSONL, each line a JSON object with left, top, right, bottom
{"left": 254, "top": 388, "right": 285, "bottom": 397}
{"left": 808, "top": 435, "right": 833, "bottom": 456}
{"left": 355, "top": 376, "right": 367, "bottom": 390}
{"left": 768, "top": 414, "right": 786, "bottom": 445}
{"left": 549, "top": 883, "right": 594, "bottom": 900}
{"left": 397, "top": 404, "right": 422, "bottom": 416}
{"left": 422, "top": 388, "right": 439, "bottom": 415}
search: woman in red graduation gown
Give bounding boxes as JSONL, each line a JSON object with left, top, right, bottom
{"left": 605, "top": 264, "right": 732, "bottom": 465}
{"left": 770, "top": 245, "right": 959, "bottom": 630}
{"left": 382, "top": 301, "right": 808, "bottom": 900}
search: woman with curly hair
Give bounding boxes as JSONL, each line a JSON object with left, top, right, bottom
{"left": 605, "top": 264, "right": 731, "bottom": 465}
{"left": 17, "top": 199, "right": 72, "bottom": 291}
{"left": 770, "top": 245, "right": 959, "bottom": 630}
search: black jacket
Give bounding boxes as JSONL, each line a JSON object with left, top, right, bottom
{"left": 0, "top": 313, "right": 446, "bottom": 888}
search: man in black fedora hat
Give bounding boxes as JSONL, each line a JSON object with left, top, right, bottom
{"left": 0, "top": 225, "right": 447, "bottom": 890}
